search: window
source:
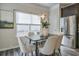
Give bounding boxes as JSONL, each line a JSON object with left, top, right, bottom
{"left": 16, "top": 11, "right": 40, "bottom": 36}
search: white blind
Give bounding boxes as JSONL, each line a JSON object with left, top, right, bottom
{"left": 16, "top": 11, "right": 41, "bottom": 36}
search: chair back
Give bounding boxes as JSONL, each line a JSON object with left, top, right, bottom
{"left": 17, "top": 36, "right": 30, "bottom": 53}
{"left": 28, "top": 32, "right": 34, "bottom": 36}
{"left": 40, "top": 35, "right": 59, "bottom": 55}
{"left": 55, "top": 33, "right": 63, "bottom": 49}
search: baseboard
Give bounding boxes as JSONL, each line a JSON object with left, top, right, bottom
{"left": 0, "top": 45, "right": 19, "bottom": 51}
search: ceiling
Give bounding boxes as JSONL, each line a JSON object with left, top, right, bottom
{"left": 35, "top": 3, "right": 57, "bottom": 8}
{"left": 34, "top": 3, "right": 75, "bottom": 8}
{"left": 60, "top": 3, "right": 75, "bottom": 8}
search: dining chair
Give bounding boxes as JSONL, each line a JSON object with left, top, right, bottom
{"left": 36, "top": 32, "right": 40, "bottom": 35}
{"left": 38, "top": 35, "right": 59, "bottom": 56}
{"left": 17, "top": 36, "right": 35, "bottom": 56}
{"left": 27, "top": 32, "right": 35, "bottom": 44}
{"left": 38, "top": 35, "right": 48, "bottom": 48}
{"left": 54, "top": 32, "right": 64, "bottom": 56}
{"left": 28, "top": 32, "right": 35, "bottom": 36}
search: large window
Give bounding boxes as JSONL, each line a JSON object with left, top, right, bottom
{"left": 16, "top": 12, "right": 40, "bottom": 36}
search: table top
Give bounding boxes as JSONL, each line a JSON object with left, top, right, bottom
{"left": 30, "top": 35, "right": 41, "bottom": 41}
{"left": 28, "top": 35, "right": 44, "bottom": 41}
{"left": 26, "top": 34, "right": 55, "bottom": 41}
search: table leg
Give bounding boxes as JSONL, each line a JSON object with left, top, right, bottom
{"left": 35, "top": 41, "right": 38, "bottom": 56}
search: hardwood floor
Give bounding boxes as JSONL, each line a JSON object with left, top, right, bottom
{"left": 0, "top": 48, "right": 20, "bottom": 56}
{"left": 61, "top": 46, "right": 79, "bottom": 56}
{"left": 0, "top": 46, "right": 79, "bottom": 56}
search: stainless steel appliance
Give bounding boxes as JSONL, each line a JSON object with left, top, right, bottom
{"left": 60, "top": 15, "right": 76, "bottom": 48}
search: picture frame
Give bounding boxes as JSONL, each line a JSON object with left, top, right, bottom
{"left": 0, "top": 9, "right": 14, "bottom": 29}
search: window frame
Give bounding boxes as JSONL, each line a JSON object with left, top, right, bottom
{"left": 16, "top": 11, "right": 41, "bottom": 34}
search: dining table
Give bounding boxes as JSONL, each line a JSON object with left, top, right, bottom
{"left": 26, "top": 34, "right": 47, "bottom": 56}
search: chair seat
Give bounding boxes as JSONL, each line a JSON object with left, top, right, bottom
{"left": 39, "top": 47, "right": 54, "bottom": 55}
{"left": 21, "top": 44, "right": 35, "bottom": 53}
{"left": 26, "top": 44, "right": 35, "bottom": 52}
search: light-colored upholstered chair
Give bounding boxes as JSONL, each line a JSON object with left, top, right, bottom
{"left": 17, "top": 36, "right": 35, "bottom": 56}
{"left": 54, "top": 32, "right": 64, "bottom": 56}
{"left": 27, "top": 32, "right": 35, "bottom": 44}
{"left": 28, "top": 32, "right": 35, "bottom": 36}
{"left": 38, "top": 35, "right": 59, "bottom": 56}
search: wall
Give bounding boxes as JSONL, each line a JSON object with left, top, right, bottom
{"left": 49, "top": 4, "right": 60, "bottom": 34}
{"left": 0, "top": 3, "right": 49, "bottom": 51}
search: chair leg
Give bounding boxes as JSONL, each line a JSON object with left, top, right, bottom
{"left": 20, "top": 52, "right": 27, "bottom": 56}
{"left": 27, "top": 53, "right": 29, "bottom": 56}
{"left": 20, "top": 52, "right": 23, "bottom": 56}
{"left": 31, "top": 52, "right": 33, "bottom": 56}
{"left": 58, "top": 48, "right": 61, "bottom": 56}
{"left": 25, "top": 53, "right": 27, "bottom": 56}
{"left": 53, "top": 49, "right": 55, "bottom": 56}
{"left": 23, "top": 53, "right": 25, "bottom": 56}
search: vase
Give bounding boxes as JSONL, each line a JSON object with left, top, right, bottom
{"left": 42, "top": 28, "right": 48, "bottom": 37}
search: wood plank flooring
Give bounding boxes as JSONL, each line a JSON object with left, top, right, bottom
{"left": 61, "top": 46, "right": 79, "bottom": 56}
{"left": 0, "top": 46, "right": 79, "bottom": 56}
{"left": 0, "top": 48, "right": 20, "bottom": 56}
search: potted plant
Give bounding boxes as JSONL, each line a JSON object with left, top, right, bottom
{"left": 41, "top": 20, "right": 49, "bottom": 28}
{"left": 41, "top": 19, "right": 49, "bottom": 37}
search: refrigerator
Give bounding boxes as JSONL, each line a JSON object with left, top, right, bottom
{"left": 60, "top": 15, "right": 76, "bottom": 48}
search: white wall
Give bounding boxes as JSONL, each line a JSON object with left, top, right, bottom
{"left": 49, "top": 4, "right": 60, "bottom": 34}
{"left": 0, "top": 3, "right": 48, "bottom": 51}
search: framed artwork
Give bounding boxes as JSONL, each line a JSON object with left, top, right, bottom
{"left": 0, "top": 9, "right": 14, "bottom": 29}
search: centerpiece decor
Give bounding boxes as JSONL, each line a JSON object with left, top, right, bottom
{"left": 41, "top": 14, "right": 49, "bottom": 37}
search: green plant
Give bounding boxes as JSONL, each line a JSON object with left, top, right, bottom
{"left": 41, "top": 20, "right": 49, "bottom": 28}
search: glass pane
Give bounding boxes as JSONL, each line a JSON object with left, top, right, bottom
{"left": 17, "top": 25, "right": 29, "bottom": 32}
{"left": 16, "top": 11, "right": 41, "bottom": 36}
{"left": 31, "top": 25, "right": 40, "bottom": 32}
{"left": 31, "top": 14, "right": 40, "bottom": 24}
{"left": 16, "top": 12, "right": 31, "bottom": 24}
